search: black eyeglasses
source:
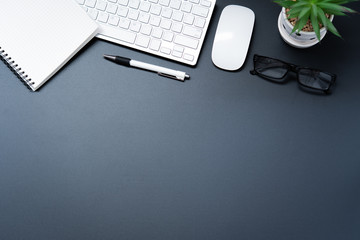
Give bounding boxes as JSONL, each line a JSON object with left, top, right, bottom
{"left": 250, "top": 54, "right": 336, "bottom": 94}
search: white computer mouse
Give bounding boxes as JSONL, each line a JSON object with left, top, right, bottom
{"left": 212, "top": 5, "right": 255, "bottom": 71}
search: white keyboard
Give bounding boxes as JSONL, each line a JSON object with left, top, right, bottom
{"left": 76, "top": 0, "right": 216, "bottom": 66}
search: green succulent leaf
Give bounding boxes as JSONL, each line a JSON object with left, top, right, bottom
{"left": 298, "top": 6, "right": 312, "bottom": 19}
{"left": 274, "top": 0, "right": 297, "bottom": 8}
{"left": 310, "top": 6, "right": 321, "bottom": 40}
{"left": 324, "top": 16, "right": 342, "bottom": 38}
{"left": 317, "top": 7, "right": 329, "bottom": 27}
{"left": 287, "top": 7, "right": 303, "bottom": 17}
{"left": 317, "top": 2, "right": 350, "bottom": 15}
{"left": 293, "top": 9, "right": 311, "bottom": 34}
{"left": 291, "top": 1, "right": 311, "bottom": 9}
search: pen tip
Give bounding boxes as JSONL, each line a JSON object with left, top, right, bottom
{"left": 103, "top": 54, "right": 114, "bottom": 61}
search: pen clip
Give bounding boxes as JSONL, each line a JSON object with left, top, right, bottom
{"left": 157, "top": 72, "right": 184, "bottom": 81}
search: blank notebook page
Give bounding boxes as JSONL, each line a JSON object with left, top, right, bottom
{"left": 0, "top": 0, "right": 98, "bottom": 91}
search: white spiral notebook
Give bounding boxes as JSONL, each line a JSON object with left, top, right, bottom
{"left": 0, "top": 0, "right": 98, "bottom": 91}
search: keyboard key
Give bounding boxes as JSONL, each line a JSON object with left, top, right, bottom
{"left": 172, "top": 50, "right": 182, "bottom": 58}
{"left": 98, "top": 12, "right": 109, "bottom": 23}
{"left": 171, "top": 22, "right": 183, "bottom": 33}
{"left": 201, "top": 0, "right": 211, "bottom": 7}
{"left": 172, "top": 11, "right": 183, "bottom": 21}
{"left": 192, "top": 5, "right": 208, "bottom": 18}
{"left": 128, "top": 9, "right": 139, "bottom": 20}
{"left": 150, "top": 5, "right": 162, "bottom": 15}
{"left": 183, "top": 14, "right": 194, "bottom": 25}
{"left": 162, "top": 8, "right": 173, "bottom": 18}
{"left": 96, "top": 0, "right": 107, "bottom": 11}
{"left": 150, "top": 16, "right": 161, "bottom": 26}
{"left": 118, "top": 0, "right": 129, "bottom": 6}
{"left": 139, "top": 12, "right": 150, "bottom": 23}
{"left": 183, "top": 25, "right": 202, "bottom": 38}
{"left": 162, "top": 31, "right": 174, "bottom": 41}
{"left": 108, "top": 15, "right": 120, "bottom": 26}
{"left": 173, "top": 45, "right": 184, "bottom": 53}
{"left": 181, "top": 2, "right": 192, "bottom": 13}
{"left": 160, "top": 19, "right": 172, "bottom": 30}
{"left": 150, "top": 39, "right": 161, "bottom": 51}
{"left": 184, "top": 53, "right": 194, "bottom": 61}
{"left": 159, "top": 0, "right": 170, "bottom": 6}
{"left": 170, "top": 0, "right": 182, "bottom": 10}
{"left": 130, "top": 21, "right": 141, "bottom": 32}
{"left": 194, "top": 17, "right": 206, "bottom": 28}
{"left": 106, "top": 3, "right": 118, "bottom": 14}
{"left": 85, "top": 0, "right": 96, "bottom": 8}
{"left": 174, "top": 35, "right": 199, "bottom": 49}
{"left": 117, "top": 7, "right": 128, "bottom": 17}
{"left": 119, "top": 18, "right": 131, "bottom": 29}
{"left": 161, "top": 47, "right": 171, "bottom": 55}
{"left": 129, "top": 0, "right": 140, "bottom": 9}
{"left": 139, "top": 2, "right": 151, "bottom": 12}
{"left": 102, "top": 25, "right": 136, "bottom": 43}
{"left": 140, "top": 25, "right": 152, "bottom": 35}
{"left": 135, "top": 35, "right": 150, "bottom": 48}
{"left": 88, "top": 8, "right": 98, "bottom": 19}
{"left": 152, "top": 28, "right": 163, "bottom": 38}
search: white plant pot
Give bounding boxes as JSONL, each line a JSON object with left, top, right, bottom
{"left": 277, "top": 7, "right": 334, "bottom": 48}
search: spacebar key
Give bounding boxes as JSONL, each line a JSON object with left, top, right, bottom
{"left": 174, "top": 35, "right": 199, "bottom": 49}
{"left": 99, "top": 25, "right": 136, "bottom": 44}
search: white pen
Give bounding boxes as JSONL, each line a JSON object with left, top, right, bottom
{"left": 103, "top": 54, "right": 190, "bottom": 81}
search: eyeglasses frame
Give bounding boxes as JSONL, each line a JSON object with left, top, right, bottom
{"left": 250, "top": 54, "right": 337, "bottom": 94}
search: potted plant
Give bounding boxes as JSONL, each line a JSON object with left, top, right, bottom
{"left": 275, "top": 0, "right": 358, "bottom": 48}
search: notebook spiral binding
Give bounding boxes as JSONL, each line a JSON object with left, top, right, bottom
{"left": 0, "top": 46, "right": 34, "bottom": 90}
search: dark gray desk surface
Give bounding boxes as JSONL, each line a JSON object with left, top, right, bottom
{"left": 1, "top": 1, "right": 360, "bottom": 239}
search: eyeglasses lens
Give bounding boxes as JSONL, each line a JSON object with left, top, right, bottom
{"left": 298, "top": 69, "right": 333, "bottom": 91}
{"left": 255, "top": 57, "right": 288, "bottom": 80}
